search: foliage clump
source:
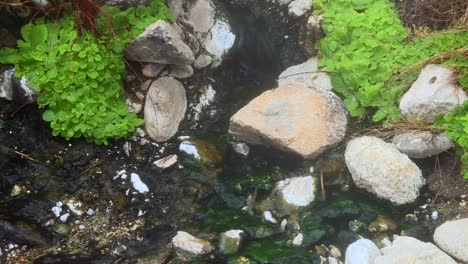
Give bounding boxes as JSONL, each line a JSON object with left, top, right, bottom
{"left": 314, "top": 0, "right": 468, "bottom": 178}
{"left": 0, "top": 0, "right": 172, "bottom": 144}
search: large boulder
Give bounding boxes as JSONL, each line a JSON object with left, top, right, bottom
{"left": 271, "top": 176, "right": 317, "bottom": 215}
{"left": 229, "top": 82, "right": 348, "bottom": 159}
{"left": 345, "top": 239, "right": 382, "bottom": 264}
{"left": 399, "top": 64, "right": 467, "bottom": 123}
{"left": 278, "top": 57, "right": 332, "bottom": 90}
{"left": 172, "top": 231, "right": 214, "bottom": 261}
{"left": 392, "top": 130, "right": 453, "bottom": 158}
{"left": 126, "top": 20, "right": 195, "bottom": 65}
{"left": 375, "top": 236, "right": 456, "bottom": 264}
{"left": 345, "top": 136, "right": 424, "bottom": 205}
{"left": 433, "top": 218, "right": 468, "bottom": 263}
{"left": 144, "top": 77, "right": 187, "bottom": 142}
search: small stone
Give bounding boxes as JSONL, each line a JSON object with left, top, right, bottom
{"left": 10, "top": 185, "right": 27, "bottom": 197}
{"left": 393, "top": 131, "right": 453, "bottom": 158}
{"left": 292, "top": 233, "right": 303, "bottom": 247}
{"left": 232, "top": 142, "right": 250, "bottom": 156}
{"left": 153, "top": 154, "right": 178, "bottom": 169}
{"left": 431, "top": 211, "right": 438, "bottom": 220}
{"left": 130, "top": 173, "right": 149, "bottom": 193}
{"left": 202, "top": 19, "right": 236, "bottom": 67}
{"left": 126, "top": 97, "right": 143, "bottom": 114}
{"left": 263, "top": 211, "right": 278, "bottom": 224}
{"left": 329, "top": 245, "right": 342, "bottom": 258}
{"left": 172, "top": 231, "right": 214, "bottom": 261}
{"left": 170, "top": 64, "right": 194, "bottom": 79}
{"left": 271, "top": 176, "right": 316, "bottom": 215}
{"left": 219, "top": 230, "right": 244, "bottom": 255}
{"left": 280, "top": 219, "right": 288, "bottom": 231}
{"left": 60, "top": 213, "right": 70, "bottom": 222}
{"left": 288, "top": 0, "right": 312, "bottom": 17}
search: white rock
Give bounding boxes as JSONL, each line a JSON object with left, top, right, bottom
{"left": 375, "top": 236, "right": 456, "bottom": 264}
{"left": 172, "top": 231, "right": 214, "bottom": 261}
{"left": 345, "top": 239, "right": 382, "bottom": 264}
{"left": 0, "top": 68, "right": 14, "bottom": 101}
{"left": 272, "top": 176, "right": 316, "bottom": 215}
{"left": 399, "top": 64, "right": 467, "bottom": 123}
{"left": 179, "top": 141, "right": 201, "bottom": 160}
{"left": 433, "top": 218, "right": 468, "bottom": 263}
{"left": 263, "top": 211, "right": 278, "bottom": 224}
{"left": 292, "top": 233, "right": 303, "bottom": 246}
{"left": 232, "top": 142, "right": 250, "bottom": 156}
{"left": 51, "top": 205, "right": 62, "bottom": 218}
{"left": 66, "top": 199, "right": 83, "bottom": 216}
{"left": 345, "top": 136, "right": 424, "bottom": 205}
{"left": 193, "top": 85, "right": 216, "bottom": 121}
{"left": 130, "top": 173, "right": 149, "bottom": 193}
{"left": 60, "top": 213, "right": 70, "bottom": 222}
{"left": 278, "top": 57, "right": 332, "bottom": 90}
{"left": 219, "top": 230, "right": 244, "bottom": 255}
{"left": 288, "top": 0, "right": 312, "bottom": 17}
{"left": 203, "top": 19, "right": 236, "bottom": 67}
{"left": 431, "top": 211, "right": 438, "bottom": 220}
{"left": 126, "top": 97, "right": 143, "bottom": 114}
{"left": 393, "top": 131, "right": 453, "bottom": 158}
{"left": 280, "top": 219, "right": 288, "bottom": 231}
{"left": 153, "top": 154, "right": 178, "bottom": 169}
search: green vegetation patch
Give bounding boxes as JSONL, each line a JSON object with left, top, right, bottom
{"left": 0, "top": 0, "right": 172, "bottom": 144}
{"left": 314, "top": 0, "right": 468, "bottom": 178}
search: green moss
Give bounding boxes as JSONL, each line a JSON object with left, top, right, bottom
{"left": 0, "top": 0, "right": 172, "bottom": 144}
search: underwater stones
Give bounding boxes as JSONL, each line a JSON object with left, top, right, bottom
{"left": 433, "top": 218, "right": 468, "bottom": 262}
{"left": 399, "top": 64, "right": 467, "bottom": 123}
{"left": 172, "top": 231, "right": 214, "bottom": 261}
{"left": 345, "top": 136, "right": 424, "bottom": 205}
{"left": 125, "top": 20, "right": 195, "bottom": 65}
{"left": 288, "top": 0, "right": 312, "bottom": 17}
{"left": 345, "top": 239, "right": 382, "bottom": 264}
{"left": 229, "top": 82, "right": 347, "bottom": 159}
{"left": 153, "top": 154, "right": 178, "bottom": 169}
{"left": 219, "top": 230, "right": 244, "bottom": 255}
{"left": 392, "top": 130, "right": 453, "bottom": 158}
{"left": 271, "top": 176, "right": 316, "bottom": 215}
{"left": 278, "top": 57, "right": 332, "bottom": 90}
{"left": 375, "top": 236, "right": 456, "bottom": 264}
{"left": 144, "top": 77, "right": 187, "bottom": 142}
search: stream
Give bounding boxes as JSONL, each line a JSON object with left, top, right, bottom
{"left": 0, "top": 1, "right": 465, "bottom": 263}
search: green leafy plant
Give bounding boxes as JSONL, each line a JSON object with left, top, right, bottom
{"left": 0, "top": 0, "right": 172, "bottom": 144}
{"left": 315, "top": 0, "right": 468, "bottom": 178}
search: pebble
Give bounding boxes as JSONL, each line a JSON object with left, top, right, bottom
{"left": 60, "top": 213, "right": 70, "bottom": 222}
{"left": 431, "top": 211, "right": 439, "bottom": 220}
{"left": 263, "top": 211, "right": 278, "bottom": 224}
{"left": 292, "top": 233, "right": 303, "bottom": 246}
{"left": 86, "top": 209, "right": 95, "bottom": 216}
{"left": 280, "top": 219, "right": 288, "bottom": 231}
{"left": 130, "top": 173, "right": 149, "bottom": 193}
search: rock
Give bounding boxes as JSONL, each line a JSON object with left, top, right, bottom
{"left": 0, "top": 68, "right": 14, "bottom": 100}
{"left": 203, "top": 19, "right": 236, "bottom": 67}
{"left": 187, "top": 0, "right": 216, "bottom": 35}
{"left": 170, "top": 64, "right": 194, "bottom": 79}
{"left": 368, "top": 216, "right": 397, "bottom": 233}
{"left": 167, "top": 0, "right": 184, "bottom": 20}
{"left": 278, "top": 0, "right": 293, "bottom": 5}
{"left": 278, "top": 57, "right": 332, "bottom": 90}
{"left": 144, "top": 77, "right": 187, "bottom": 142}
{"left": 345, "top": 239, "right": 382, "bottom": 264}
{"left": 130, "top": 173, "right": 149, "bottom": 193}
{"left": 219, "top": 230, "right": 244, "bottom": 255}
{"left": 298, "top": 15, "right": 323, "bottom": 55}
{"left": 172, "top": 231, "right": 214, "bottom": 261}
{"left": 192, "top": 85, "right": 216, "bottom": 121}
{"left": 97, "top": 0, "right": 148, "bottom": 8}
{"left": 271, "top": 176, "right": 316, "bottom": 215}
{"left": 292, "top": 233, "right": 303, "bottom": 247}
{"left": 375, "top": 236, "right": 456, "bottom": 264}
{"left": 179, "top": 139, "right": 223, "bottom": 173}
{"left": 153, "top": 154, "right": 178, "bottom": 169}
{"left": 232, "top": 142, "right": 250, "bottom": 156}
{"left": 126, "top": 97, "right": 143, "bottom": 114}
{"left": 345, "top": 136, "right": 424, "bottom": 205}
{"left": 142, "top": 63, "right": 165, "bottom": 78}
{"left": 288, "top": 0, "right": 312, "bottom": 17}
{"left": 392, "top": 131, "right": 453, "bottom": 158}
{"left": 126, "top": 20, "right": 195, "bottom": 65}
{"left": 433, "top": 218, "right": 468, "bottom": 262}
{"left": 399, "top": 64, "right": 467, "bottom": 123}
{"left": 0, "top": 68, "right": 37, "bottom": 102}
{"left": 229, "top": 82, "right": 347, "bottom": 159}
{"left": 194, "top": 54, "right": 212, "bottom": 69}
{"left": 263, "top": 211, "right": 278, "bottom": 224}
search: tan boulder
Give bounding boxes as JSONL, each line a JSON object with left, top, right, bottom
{"left": 229, "top": 82, "right": 347, "bottom": 159}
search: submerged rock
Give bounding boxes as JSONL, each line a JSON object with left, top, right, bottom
{"left": 278, "top": 57, "right": 332, "bottom": 90}
{"left": 229, "top": 82, "right": 347, "bottom": 159}
{"left": 433, "top": 218, "right": 468, "bottom": 263}
{"left": 392, "top": 130, "right": 453, "bottom": 158}
{"left": 172, "top": 231, "right": 214, "bottom": 261}
{"left": 144, "top": 77, "right": 187, "bottom": 142}
{"left": 126, "top": 20, "right": 195, "bottom": 65}
{"left": 345, "top": 136, "right": 424, "bottom": 205}
{"left": 399, "top": 64, "right": 467, "bottom": 123}
{"left": 345, "top": 238, "right": 382, "bottom": 264}
{"left": 375, "top": 236, "right": 456, "bottom": 264}
{"left": 219, "top": 230, "right": 244, "bottom": 255}
{"left": 271, "top": 176, "right": 317, "bottom": 215}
